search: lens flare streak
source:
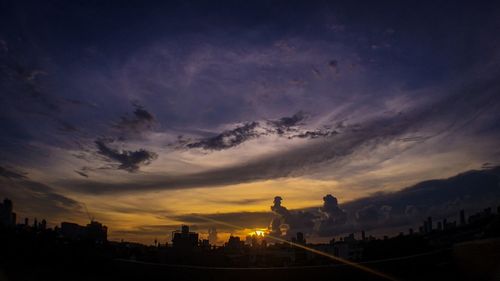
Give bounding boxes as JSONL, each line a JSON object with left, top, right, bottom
{"left": 191, "top": 215, "right": 398, "bottom": 281}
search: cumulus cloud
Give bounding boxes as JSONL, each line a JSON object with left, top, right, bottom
{"left": 320, "top": 195, "right": 346, "bottom": 219}
{"left": 168, "top": 186, "right": 461, "bottom": 240}
{"left": 269, "top": 196, "right": 316, "bottom": 237}
{"left": 316, "top": 194, "right": 348, "bottom": 235}
{"left": 95, "top": 139, "right": 158, "bottom": 172}
{"left": 242, "top": 167, "right": 500, "bottom": 238}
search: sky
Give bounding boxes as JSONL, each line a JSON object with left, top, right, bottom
{"left": 1, "top": 0, "right": 500, "bottom": 244}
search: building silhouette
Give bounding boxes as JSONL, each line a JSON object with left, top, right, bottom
{"left": 172, "top": 225, "right": 198, "bottom": 250}
{"left": 86, "top": 220, "right": 108, "bottom": 243}
{"left": 225, "top": 235, "right": 244, "bottom": 251}
{"left": 2, "top": 197, "right": 500, "bottom": 275}
{"left": 60, "top": 220, "right": 108, "bottom": 243}
{"left": 0, "top": 198, "right": 16, "bottom": 226}
{"left": 460, "top": 209, "right": 466, "bottom": 225}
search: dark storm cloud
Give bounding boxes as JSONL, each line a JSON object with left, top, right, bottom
{"left": 95, "top": 139, "right": 158, "bottom": 172}
{"left": 312, "top": 166, "right": 500, "bottom": 236}
{"left": 237, "top": 166, "right": 500, "bottom": 237}
{"left": 131, "top": 166, "right": 499, "bottom": 239}
{"left": 348, "top": 167, "right": 500, "bottom": 216}
{"left": 152, "top": 166, "right": 500, "bottom": 238}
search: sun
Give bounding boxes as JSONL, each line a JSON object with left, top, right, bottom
{"left": 248, "top": 229, "right": 267, "bottom": 237}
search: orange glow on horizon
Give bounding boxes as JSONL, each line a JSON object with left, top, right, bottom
{"left": 247, "top": 229, "right": 267, "bottom": 237}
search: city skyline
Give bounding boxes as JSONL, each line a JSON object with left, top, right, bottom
{"left": 2, "top": 165, "right": 500, "bottom": 245}
{"left": 2, "top": 194, "right": 499, "bottom": 280}
{"left": 1, "top": 1, "right": 500, "bottom": 244}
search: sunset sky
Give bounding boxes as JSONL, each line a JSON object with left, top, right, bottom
{"left": 1, "top": 0, "right": 500, "bottom": 244}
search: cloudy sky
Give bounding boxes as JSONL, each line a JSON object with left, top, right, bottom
{"left": 1, "top": 0, "right": 500, "bottom": 244}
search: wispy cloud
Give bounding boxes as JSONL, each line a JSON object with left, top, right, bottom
{"left": 61, "top": 71, "right": 500, "bottom": 194}
{"left": 0, "top": 166, "right": 27, "bottom": 179}
{"left": 113, "top": 103, "right": 156, "bottom": 139}
{"left": 0, "top": 171, "right": 81, "bottom": 223}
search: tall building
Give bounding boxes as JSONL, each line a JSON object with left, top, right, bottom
{"left": 460, "top": 210, "right": 466, "bottom": 225}
{"left": 293, "top": 232, "right": 307, "bottom": 263}
{"left": 225, "top": 236, "right": 244, "bottom": 252}
{"left": 40, "top": 219, "right": 47, "bottom": 230}
{"left": 86, "top": 221, "right": 108, "bottom": 243}
{"left": 0, "top": 198, "right": 16, "bottom": 226}
{"left": 295, "top": 232, "right": 306, "bottom": 245}
{"left": 172, "top": 225, "right": 199, "bottom": 250}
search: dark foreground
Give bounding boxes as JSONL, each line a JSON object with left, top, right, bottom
{"left": 1, "top": 238, "right": 500, "bottom": 281}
